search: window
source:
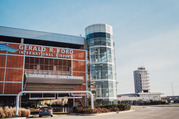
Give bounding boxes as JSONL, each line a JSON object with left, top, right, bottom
{"left": 25, "top": 57, "right": 71, "bottom": 75}
{"left": 86, "top": 32, "right": 111, "bottom": 39}
{"left": 90, "top": 47, "right": 112, "bottom": 63}
{"left": 90, "top": 64, "right": 113, "bottom": 79}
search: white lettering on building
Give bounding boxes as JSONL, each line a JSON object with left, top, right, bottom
{"left": 27, "top": 74, "right": 83, "bottom": 80}
{"left": 58, "top": 48, "right": 73, "bottom": 54}
{"left": 18, "top": 45, "right": 74, "bottom": 58}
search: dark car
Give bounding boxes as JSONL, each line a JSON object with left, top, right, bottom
{"left": 39, "top": 107, "right": 53, "bottom": 117}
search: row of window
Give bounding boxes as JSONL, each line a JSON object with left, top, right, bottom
{"left": 95, "top": 81, "right": 115, "bottom": 89}
{"left": 86, "top": 32, "right": 111, "bottom": 39}
{"left": 25, "top": 57, "right": 71, "bottom": 74}
{"left": 90, "top": 64, "right": 113, "bottom": 71}
{"left": 90, "top": 47, "right": 112, "bottom": 63}
{"left": 95, "top": 88, "right": 116, "bottom": 97}
{"left": 90, "top": 71, "right": 113, "bottom": 79}
{"left": 90, "top": 64, "right": 113, "bottom": 79}
{"left": 90, "top": 55, "right": 112, "bottom": 63}
{"left": 87, "top": 38, "right": 111, "bottom": 46}
{"left": 25, "top": 57, "right": 71, "bottom": 66}
{"left": 25, "top": 64, "right": 71, "bottom": 71}
{"left": 90, "top": 47, "right": 112, "bottom": 55}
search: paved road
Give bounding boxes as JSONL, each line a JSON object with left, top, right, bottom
{"left": 28, "top": 106, "right": 179, "bottom": 119}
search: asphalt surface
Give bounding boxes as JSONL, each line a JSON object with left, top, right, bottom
{"left": 28, "top": 106, "right": 179, "bottom": 119}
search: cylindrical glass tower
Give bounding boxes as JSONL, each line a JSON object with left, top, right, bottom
{"left": 85, "top": 24, "right": 117, "bottom": 105}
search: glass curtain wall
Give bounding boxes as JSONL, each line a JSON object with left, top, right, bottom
{"left": 86, "top": 32, "right": 116, "bottom": 101}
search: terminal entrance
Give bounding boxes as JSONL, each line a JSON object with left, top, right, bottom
{"left": 21, "top": 56, "right": 87, "bottom": 113}
{"left": 21, "top": 93, "right": 86, "bottom": 107}
{"left": 20, "top": 93, "right": 85, "bottom": 114}
{"left": 15, "top": 91, "right": 94, "bottom": 116}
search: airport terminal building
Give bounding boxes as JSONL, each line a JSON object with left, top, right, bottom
{"left": 0, "top": 24, "right": 117, "bottom": 106}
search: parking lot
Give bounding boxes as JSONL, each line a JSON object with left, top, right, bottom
{"left": 28, "top": 106, "right": 179, "bottom": 119}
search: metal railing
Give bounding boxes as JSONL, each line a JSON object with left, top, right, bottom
{"left": 15, "top": 91, "right": 94, "bottom": 116}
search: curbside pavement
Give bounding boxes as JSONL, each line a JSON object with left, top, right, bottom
{"left": 69, "top": 109, "right": 135, "bottom": 116}
{"left": 96, "top": 109, "right": 135, "bottom": 116}
{"left": 11, "top": 117, "right": 27, "bottom": 119}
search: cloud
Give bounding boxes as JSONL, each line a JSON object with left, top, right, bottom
{"left": 116, "top": 29, "right": 179, "bottom": 95}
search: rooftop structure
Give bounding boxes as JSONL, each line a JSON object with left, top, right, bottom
{"left": 134, "top": 67, "right": 150, "bottom": 93}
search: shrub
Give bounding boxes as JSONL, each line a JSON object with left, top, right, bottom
{"left": 149, "top": 100, "right": 167, "bottom": 105}
{"left": 12, "top": 107, "right": 16, "bottom": 116}
{"left": 92, "top": 108, "right": 100, "bottom": 113}
{"left": 0, "top": 106, "right": 30, "bottom": 118}
{"left": 19, "top": 108, "right": 30, "bottom": 117}
{"left": 83, "top": 108, "right": 94, "bottom": 114}
{"left": 117, "top": 104, "right": 131, "bottom": 111}
{"left": 95, "top": 108, "right": 103, "bottom": 113}
{"left": 73, "top": 107, "right": 100, "bottom": 114}
{"left": 73, "top": 107, "right": 78, "bottom": 113}
{"left": 77, "top": 107, "right": 85, "bottom": 113}
{"left": 97, "top": 104, "right": 114, "bottom": 109}
{"left": 73, "top": 104, "right": 131, "bottom": 114}
{"left": 100, "top": 108, "right": 110, "bottom": 113}
{"left": 0, "top": 107, "right": 5, "bottom": 118}
{"left": 96, "top": 104, "right": 131, "bottom": 111}
{"left": 3, "top": 106, "right": 13, "bottom": 118}
{"left": 110, "top": 107, "right": 119, "bottom": 112}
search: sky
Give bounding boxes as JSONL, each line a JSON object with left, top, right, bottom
{"left": 0, "top": 0, "right": 179, "bottom": 96}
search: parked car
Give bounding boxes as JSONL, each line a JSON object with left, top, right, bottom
{"left": 39, "top": 107, "right": 53, "bottom": 117}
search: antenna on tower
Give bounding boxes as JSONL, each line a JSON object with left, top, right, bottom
{"left": 171, "top": 83, "right": 174, "bottom": 96}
